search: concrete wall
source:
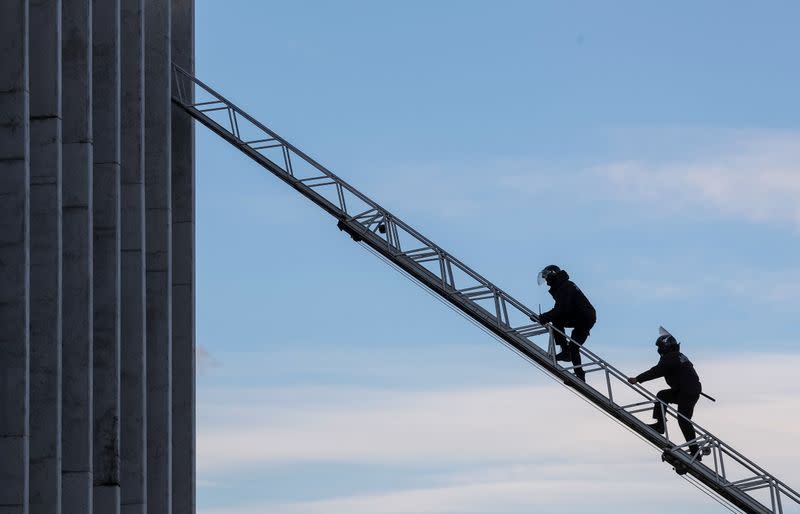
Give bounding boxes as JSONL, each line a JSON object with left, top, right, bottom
{"left": 1, "top": 0, "right": 195, "bottom": 512}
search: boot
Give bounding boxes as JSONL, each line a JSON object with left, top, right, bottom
{"left": 555, "top": 350, "right": 570, "bottom": 362}
{"left": 647, "top": 421, "right": 665, "bottom": 434}
{"left": 688, "top": 445, "right": 703, "bottom": 462}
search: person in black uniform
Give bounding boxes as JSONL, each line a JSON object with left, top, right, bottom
{"left": 628, "top": 328, "right": 703, "bottom": 458}
{"left": 532, "top": 265, "right": 596, "bottom": 382}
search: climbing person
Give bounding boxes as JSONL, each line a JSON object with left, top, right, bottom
{"left": 531, "top": 265, "right": 596, "bottom": 381}
{"left": 627, "top": 327, "right": 704, "bottom": 459}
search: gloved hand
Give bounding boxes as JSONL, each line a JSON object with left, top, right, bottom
{"left": 537, "top": 312, "right": 551, "bottom": 325}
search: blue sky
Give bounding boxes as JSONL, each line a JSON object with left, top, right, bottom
{"left": 194, "top": 2, "right": 800, "bottom": 512}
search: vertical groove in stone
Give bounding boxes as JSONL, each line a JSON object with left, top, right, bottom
{"left": 91, "top": 0, "right": 122, "bottom": 511}
{"left": 61, "top": 0, "right": 94, "bottom": 511}
{"left": 0, "top": 2, "right": 31, "bottom": 513}
{"left": 145, "top": 0, "right": 172, "bottom": 512}
{"left": 29, "top": 0, "right": 63, "bottom": 513}
{"left": 120, "top": 0, "right": 148, "bottom": 513}
{"left": 170, "top": 0, "right": 195, "bottom": 512}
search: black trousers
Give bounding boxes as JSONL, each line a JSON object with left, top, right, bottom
{"left": 552, "top": 323, "right": 593, "bottom": 381}
{"left": 652, "top": 388, "right": 700, "bottom": 444}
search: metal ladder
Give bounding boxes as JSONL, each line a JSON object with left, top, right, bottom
{"left": 171, "top": 64, "right": 800, "bottom": 514}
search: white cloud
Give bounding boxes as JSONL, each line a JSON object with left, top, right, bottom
{"left": 200, "top": 474, "right": 694, "bottom": 514}
{"left": 197, "top": 352, "right": 800, "bottom": 514}
{"left": 369, "top": 130, "right": 800, "bottom": 237}
{"left": 198, "top": 385, "right": 591, "bottom": 470}
{"left": 498, "top": 130, "right": 800, "bottom": 229}
{"left": 612, "top": 270, "right": 800, "bottom": 309}
{"left": 592, "top": 131, "right": 800, "bottom": 227}
{"left": 720, "top": 271, "right": 800, "bottom": 304}
{"left": 615, "top": 278, "right": 695, "bottom": 301}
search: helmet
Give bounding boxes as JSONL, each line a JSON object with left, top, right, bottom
{"left": 655, "top": 326, "right": 680, "bottom": 355}
{"left": 537, "top": 264, "right": 561, "bottom": 286}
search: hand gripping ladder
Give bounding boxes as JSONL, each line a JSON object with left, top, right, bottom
{"left": 172, "top": 64, "right": 800, "bottom": 514}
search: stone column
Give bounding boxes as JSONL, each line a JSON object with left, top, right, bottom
{"left": 120, "top": 1, "right": 147, "bottom": 513}
{"left": 0, "top": 2, "right": 30, "bottom": 513}
{"left": 92, "top": 0, "right": 122, "bottom": 511}
{"left": 120, "top": 0, "right": 147, "bottom": 514}
{"left": 28, "top": 0, "right": 63, "bottom": 512}
{"left": 171, "top": 0, "right": 195, "bottom": 512}
{"left": 61, "top": 0, "right": 94, "bottom": 511}
{"left": 145, "top": 0, "right": 172, "bottom": 512}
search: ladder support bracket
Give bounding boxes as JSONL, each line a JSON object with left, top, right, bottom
{"left": 337, "top": 220, "right": 363, "bottom": 242}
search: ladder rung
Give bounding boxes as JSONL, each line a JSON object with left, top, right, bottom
{"left": 198, "top": 105, "right": 230, "bottom": 113}
{"left": 405, "top": 251, "right": 439, "bottom": 261}
{"left": 730, "top": 476, "right": 770, "bottom": 490}
{"left": 191, "top": 99, "right": 225, "bottom": 107}
{"left": 467, "top": 293, "right": 493, "bottom": 300}
{"left": 307, "top": 181, "right": 337, "bottom": 188}
{"left": 243, "top": 137, "right": 276, "bottom": 145}
{"left": 620, "top": 400, "right": 654, "bottom": 410}
{"left": 350, "top": 208, "right": 379, "bottom": 221}
{"left": 456, "top": 284, "right": 487, "bottom": 293}
{"left": 298, "top": 176, "right": 332, "bottom": 183}
{"left": 512, "top": 325, "right": 548, "bottom": 338}
{"left": 250, "top": 142, "right": 283, "bottom": 150}
{"left": 562, "top": 362, "right": 603, "bottom": 374}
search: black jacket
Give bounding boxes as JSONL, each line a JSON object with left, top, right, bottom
{"left": 538, "top": 270, "right": 596, "bottom": 327}
{"left": 637, "top": 350, "right": 702, "bottom": 395}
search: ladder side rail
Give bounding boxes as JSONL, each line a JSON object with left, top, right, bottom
{"left": 172, "top": 66, "right": 797, "bottom": 513}
{"left": 178, "top": 103, "right": 771, "bottom": 514}
{"left": 173, "top": 94, "right": 775, "bottom": 514}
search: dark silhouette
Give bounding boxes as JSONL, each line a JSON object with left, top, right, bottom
{"left": 628, "top": 327, "right": 703, "bottom": 459}
{"left": 532, "top": 265, "right": 596, "bottom": 381}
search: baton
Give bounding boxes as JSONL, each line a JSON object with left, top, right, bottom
{"left": 701, "top": 392, "right": 716, "bottom": 402}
